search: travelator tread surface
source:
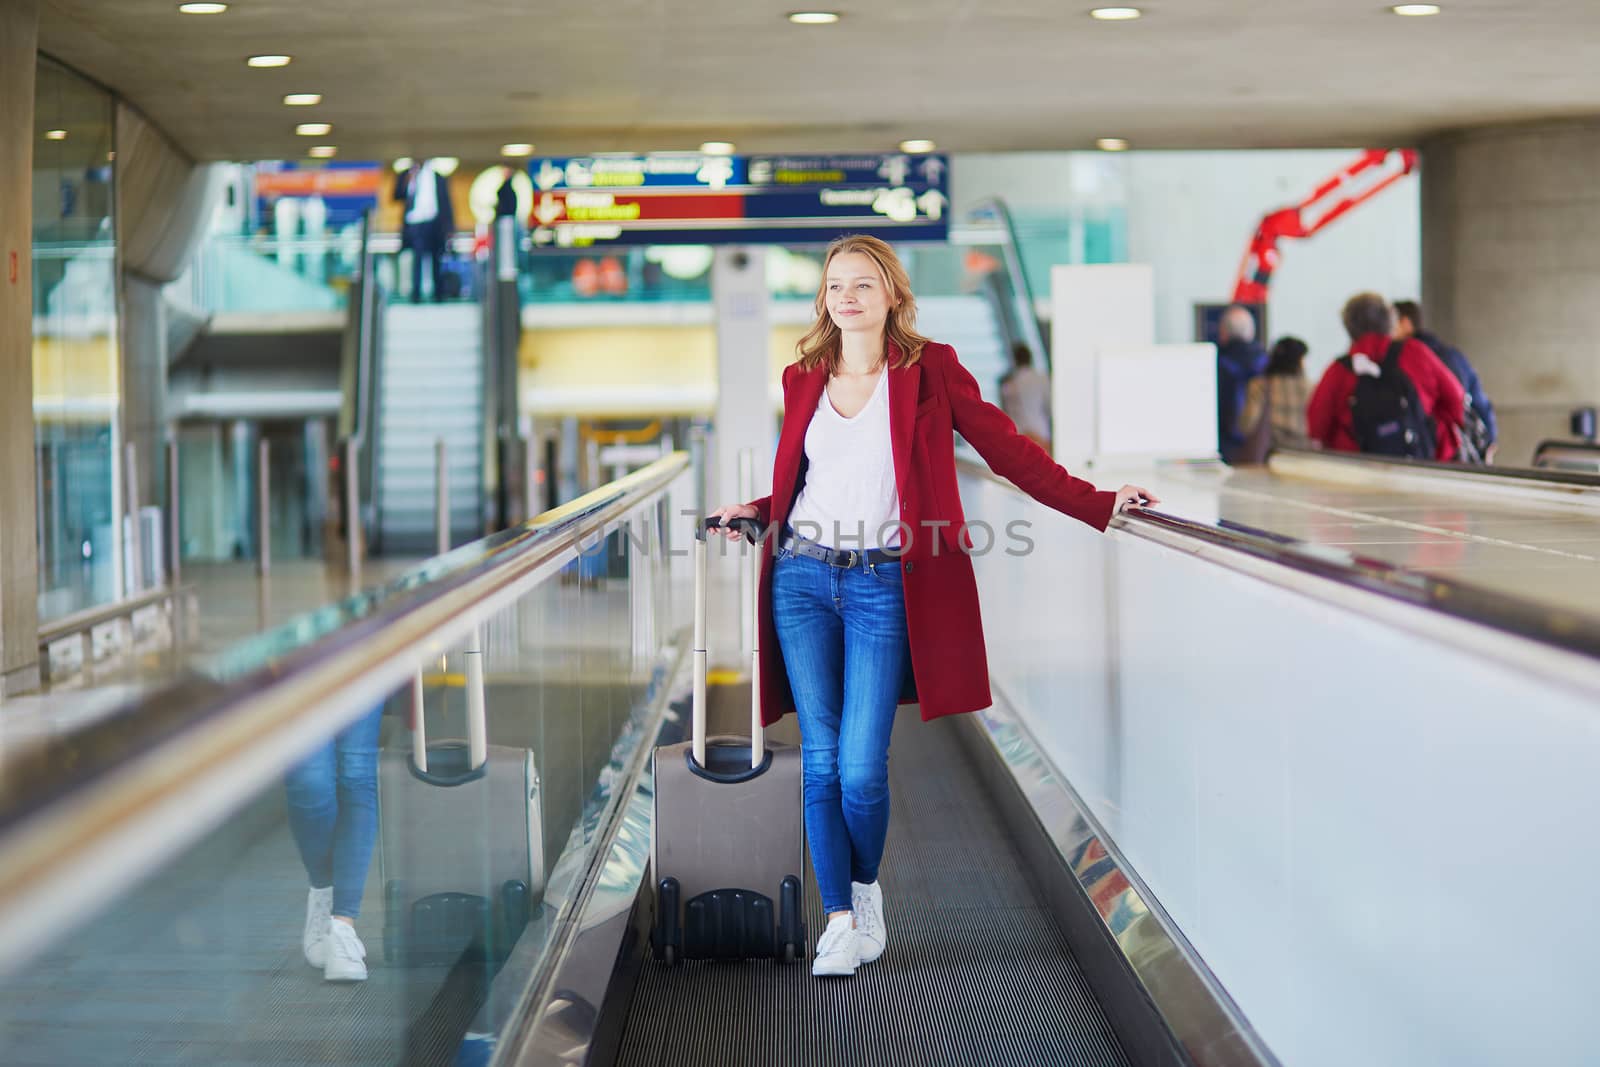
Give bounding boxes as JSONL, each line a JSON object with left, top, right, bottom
{"left": 615, "top": 706, "right": 1131, "bottom": 1067}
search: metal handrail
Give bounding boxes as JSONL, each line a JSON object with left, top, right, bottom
{"left": 0, "top": 452, "right": 689, "bottom": 975}
{"left": 1114, "top": 506, "right": 1600, "bottom": 663}
{"left": 1271, "top": 445, "right": 1600, "bottom": 492}
{"left": 955, "top": 453, "right": 1600, "bottom": 665}
{"left": 37, "top": 585, "right": 186, "bottom": 647}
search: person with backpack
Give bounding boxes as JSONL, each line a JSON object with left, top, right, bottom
{"left": 1394, "top": 300, "right": 1497, "bottom": 463}
{"left": 1306, "top": 292, "right": 1465, "bottom": 461}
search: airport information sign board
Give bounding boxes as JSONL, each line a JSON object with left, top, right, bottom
{"left": 524, "top": 153, "right": 949, "bottom": 247}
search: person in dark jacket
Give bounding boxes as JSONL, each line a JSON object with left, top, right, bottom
{"left": 1215, "top": 304, "right": 1267, "bottom": 459}
{"left": 393, "top": 158, "right": 455, "bottom": 303}
{"left": 1394, "top": 299, "right": 1496, "bottom": 454}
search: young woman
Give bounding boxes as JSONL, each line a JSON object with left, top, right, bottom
{"left": 709, "top": 235, "right": 1155, "bottom": 977}
{"left": 284, "top": 703, "right": 384, "bottom": 982}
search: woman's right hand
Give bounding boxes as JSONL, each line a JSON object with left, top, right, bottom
{"left": 707, "top": 503, "right": 760, "bottom": 541}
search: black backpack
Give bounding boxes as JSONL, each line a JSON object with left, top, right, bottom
{"left": 1339, "top": 342, "right": 1435, "bottom": 459}
{"left": 1456, "top": 401, "right": 1492, "bottom": 464}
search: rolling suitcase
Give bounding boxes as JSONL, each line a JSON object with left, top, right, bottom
{"left": 379, "top": 661, "right": 543, "bottom": 966}
{"left": 651, "top": 516, "right": 806, "bottom": 965}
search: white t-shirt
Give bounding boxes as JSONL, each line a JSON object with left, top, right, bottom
{"left": 786, "top": 370, "right": 902, "bottom": 550}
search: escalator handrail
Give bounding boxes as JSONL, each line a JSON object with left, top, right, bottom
{"left": 1117, "top": 504, "right": 1600, "bottom": 665}
{"left": 0, "top": 454, "right": 689, "bottom": 970}
{"left": 955, "top": 455, "right": 1600, "bottom": 667}
{"left": 1270, "top": 444, "right": 1600, "bottom": 491}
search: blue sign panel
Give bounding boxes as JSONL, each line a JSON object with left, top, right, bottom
{"left": 524, "top": 152, "right": 949, "bottom": 248}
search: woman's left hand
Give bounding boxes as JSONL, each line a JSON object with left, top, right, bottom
{"left": 1114, "top": 484, "right": 1159, "bottom": 512}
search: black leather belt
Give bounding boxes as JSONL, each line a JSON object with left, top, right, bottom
{"left": 780, "top": 529, "right": 901, "bottom": 569}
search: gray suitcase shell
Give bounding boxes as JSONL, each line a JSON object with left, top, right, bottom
{"left": 379, "top": 667, "right": 543, "bottom": 965}
{"left": 650, "top": 517, "right": 806, "bottom": 964}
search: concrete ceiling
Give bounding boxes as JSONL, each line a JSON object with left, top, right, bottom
{"left": 35, "top": 0, "right": 1600, "bottom": 164}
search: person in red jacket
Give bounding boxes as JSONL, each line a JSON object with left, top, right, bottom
{"left": 1306, "top": 292, "right": 1466, "bottom": 461}
{"left": 708, "top": 234, "right": 1154, "bottom": 978}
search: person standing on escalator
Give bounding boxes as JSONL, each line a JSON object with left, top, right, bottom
{"left": 708, "top": 234, "right": 1156, "bottom": 978}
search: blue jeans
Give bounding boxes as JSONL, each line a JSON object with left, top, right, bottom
{"left": 772, "top": 550, "right": 910, "bottom": 915}
{"left": 284, "top": 704, "right": 385, "bottom": 919}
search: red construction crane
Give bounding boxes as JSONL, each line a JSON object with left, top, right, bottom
{"left": 1232, "top": 148, "right": 1419, "bottom": 305}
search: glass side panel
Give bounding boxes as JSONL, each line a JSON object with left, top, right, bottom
{"left": 0, "top": 472, "right": 691, "bottom": 1065}
{"left": 33, "top": 57, "right": 120, "bottom": 622}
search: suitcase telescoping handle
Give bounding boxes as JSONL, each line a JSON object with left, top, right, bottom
{"left": 407, "top": 624, "right": 490, "bottom": 787}
{"left": 697, "top": 517, "right": 765, "bottom": 770}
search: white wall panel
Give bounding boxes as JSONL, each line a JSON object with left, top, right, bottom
{"left": 964, "top": 469, "right": 1600, "bottom": 1067}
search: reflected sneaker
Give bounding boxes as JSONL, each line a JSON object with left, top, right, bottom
{"left": 302, "top": 887, "right": 333, "bottom": 969}
{"left": 811, "top": 913, "right": 861, "bottom": 977}
{"left": 324, "top": 919, "right": 368, "bottom": 982}
{"left": 851, "top": 881, "right": 886, "bottom": 963}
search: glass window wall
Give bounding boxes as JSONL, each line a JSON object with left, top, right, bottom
{"left": 32, "top": 56, "right": 119, "bottom": 622}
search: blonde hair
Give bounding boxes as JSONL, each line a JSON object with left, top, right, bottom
{"left": 796, "top": 235, "right": 930, "bottom": 373}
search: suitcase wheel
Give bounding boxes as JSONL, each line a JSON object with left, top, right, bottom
{"left": 781, "top": 942, "right": 798, "bottom": 964}
{"left": 653, "top": 877, "right": 682, "bottom": 966}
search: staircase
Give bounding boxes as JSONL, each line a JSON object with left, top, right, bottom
{"left": 374, "top": 302, "right": 484, "bottom": 554}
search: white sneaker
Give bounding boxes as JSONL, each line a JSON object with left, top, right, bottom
{"left": 851, "top": 881, "right": 886, "bottom": 963}
{"left": 324, "top": 919, "right": 368, "bottom": 982}
{"left": 302, "top": 887, "right": 333, "bottom": 969}
{"left": 811, "top": 913, "right": 861, "bottom": 977}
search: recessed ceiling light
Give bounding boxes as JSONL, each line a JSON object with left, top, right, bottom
{"left": 178, "top": 2, "right": 228, "bottom": 13}
{"left": 295, "top": 122, "right": 332, "bottom": 136}
{"left": 1391, "top": 3, "right": 1440, "bottom": 13}
{"left": 501, "top": 143, "right": 535, "bottom": 157}
{"left": 308, "top": 146, "right": 337, "bottom": 158}
{"left": 700, "top": 141, "right": 736, "bottom": 155}
{"left": 899, "top": 139, "right": 936, "bottom": 154}
{"left": 788, "top": 11, "right": 840, "bottom": 24}
{"left": 247, "top": 54, "right": 292, "bottom": 68}
{"left": 44, "top": 129, "right": 67, "bottom": 141}
{"left": 1096, "top": 137, "right": 1129, "bottom": 151}
{"left": 283, "top": 93, "right": 321, "bottom": 106}
{"left": 1090, "top": 7, "right": 1142, "bottom": 20}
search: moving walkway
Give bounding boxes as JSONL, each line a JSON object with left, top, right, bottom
{"left": 2, "top": 450, "right": 1598, "bottom": 1066}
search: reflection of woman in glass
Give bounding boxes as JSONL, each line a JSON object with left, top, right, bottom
{"left": 285, "top": 704, "right": 384, "bottom": 981}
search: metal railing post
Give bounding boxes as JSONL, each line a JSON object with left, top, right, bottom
{"left": 344, "top": 437, "right": 363, "bottom": 583}
{"left": 523, "top": 435, "right": 537, "bottom": 522}
{"left": 257, "top": 439, "right": 271, "bottom": 577}
{"left": 435, "top": 438, "right": 450, "bottom": 556}
{"left": 124, "top": 443, "right": 145, "bottom": 595}
{"left": 166, "top": 437, "right": 181, "bottom": 588}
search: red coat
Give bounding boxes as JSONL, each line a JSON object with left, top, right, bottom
{"left": 744, "top": 341, "right": 1116, "bottom": 726}
{"left": 1306, "top": 336, "right": 1466, "bottom": 461}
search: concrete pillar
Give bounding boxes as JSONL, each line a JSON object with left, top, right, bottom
{"left": 0, "top": 0, "right": 41, "bottom": 694}
{"left": 121, "top": 275, "right": 168, "bottom": 511}
{"left": 711, "top": 246, "right": 773, "bottom": 512}
{"left": 1421, "top": 121, "right": 1600, "bottom": 466}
